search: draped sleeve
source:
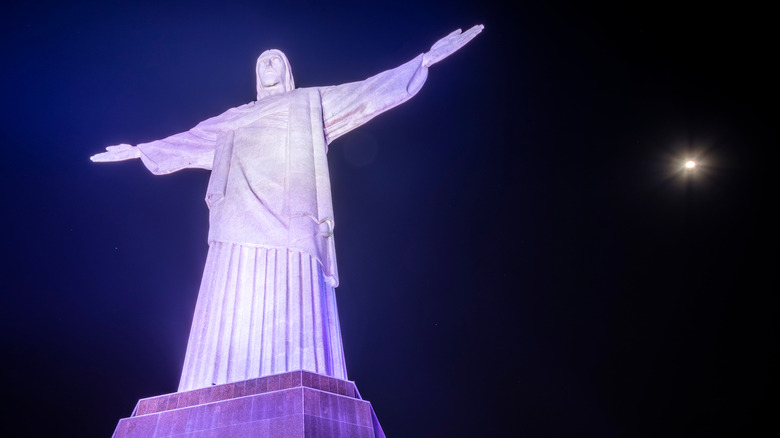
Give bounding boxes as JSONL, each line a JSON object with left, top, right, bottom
{"left": 136, "top": 128, "right": 217, "bottom": 175}
{"left": 320, "top": 53, "right": 429, "bottom": 145}
{"left": 135, "top": 102, "right": 261, "bottom": 175}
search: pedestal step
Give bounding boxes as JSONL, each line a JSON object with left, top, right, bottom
{"left": 112, "top": 370, "right": 385, "bottom": 437}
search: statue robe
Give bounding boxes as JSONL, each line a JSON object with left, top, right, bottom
{"left": 134, "top": 54, "right": 428, "bottom": 391}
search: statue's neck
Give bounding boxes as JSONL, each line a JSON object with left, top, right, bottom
{"left": 263, "top": 82, "right": 287, "bottom": 96}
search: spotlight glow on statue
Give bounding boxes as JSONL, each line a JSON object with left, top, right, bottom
{"left": 92, "top": 26, "right": 484, "bottom": 392}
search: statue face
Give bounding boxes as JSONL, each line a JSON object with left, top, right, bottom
{"left": 258, "top": 54, "right": 286, "bottom": 88}
{"left": 255, "top": 49, "right": 294, "bottom": 99}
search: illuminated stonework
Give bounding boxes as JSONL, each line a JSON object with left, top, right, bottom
{"left": 94, "top": 25, "right": 483, "bottom": 437}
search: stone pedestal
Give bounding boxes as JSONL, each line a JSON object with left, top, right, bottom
{"left": 112, "top": 371, "right": 385, "bottom": 437}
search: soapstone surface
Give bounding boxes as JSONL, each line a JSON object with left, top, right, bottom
{"left": 92, "top": 26, "right": 483, "bottom": 394}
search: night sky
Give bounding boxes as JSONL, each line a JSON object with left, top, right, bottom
{"left": 1, "top": 1, "right": 776, "bottom": 437}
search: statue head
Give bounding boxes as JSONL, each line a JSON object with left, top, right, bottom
{"left": 256, "top": 49, "right": 295, "bottom": 99}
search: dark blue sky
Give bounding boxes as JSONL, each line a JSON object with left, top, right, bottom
{"left": 0, "top": 1, "right": 775, "bottom": 437}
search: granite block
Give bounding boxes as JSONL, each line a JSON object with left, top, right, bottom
{"left": 355, "top": 402, "right": 372, "bottom": 428}
{"left": 269, "top": 390, "right": 287, "bottom": 417}
{"left": 318, "top": 375, "right": 327, "bottom": 392}
{"left": 291, "top": 370, "right": 302, "bottom": 386}
{"left": 183, "top": 405, "right": 199, "bottom": 433}
{"left": 233, "top": 379, "right": 246, "bottom": 398}
{"left": 303, "top": 414, "right": 316, "bottom": 437}
{"left": 186, "top": 403, "right": 210, "bottom": 433}
{"left": 323, "top": 418, "right": 340, "bottom": 437}
{"left": 115, "top": 414, "right": 158, "bottom": 438}
{"left": 244, "top": 377, "right": 257, "bottom": 395}
{"left": 179, "top": 388, "right": 201, "bottom": 409}
{"left": 157, "top": 408, "right": 189, "bottom": 436}
{"left": 286, "top": 387, "right": 303, "bottom": 414}
{"left": 136, "top": 397, "right": 156, "bottom": 416}
{"left": 211, "top": 382, "right": 232, "bottom": 402}
{"left": 328, "top": 394, "right": 341, "bottom": 422}
{"left": 143, "top": 393, "right": 174, "bottom": 414}
{"left": 255, "top": 376, "right": 268, "bottom": 394}
{"left": 214, "top": 398, "right": 240, "bottom": 428}
{"left": 233, "top": 396, "right": 253, "bottom": 425}
{"left": 252, "top": 393, "right": 270, "bottom": 421}
{"left": 339, "top": 421, "right": 357, "bottom": 438}
{"left": 344, "top": 422, "right": 373, "bottom": 438}
{"left": 196, "top": 386, "right": 213, "bottom": 405}
{"left": 337, "top": 397, "right": 357, "bottom": 425}
{"left": 270, "top": 414, "right": 304, "bottom": 437}
{"left": 328, "top": 377, "right": 338, "bottom": 394}
{"left": 156, "top": 396, "right": 168, "bottom": 412}
{"left": 167, "top": 393, "right": 181, "bottom": 411}
{"left": 200, "top": 402, "right": 218, "bottom": 431}
{"left": 345, "top": 382, "right": 355, "bottom": 398}
{"left": 302, "top": 371, "right": 313, "bottom": 388}
{"left": 318, "top": 375, "right": 328, "bottom": 392}
{"left": 319, "top": 416, "right": 334, "bottom": 437}
{"left": 280, "top": 371, "right": 293, "bottom": 389}
{"left": 318, "top": 391, "right": 333, "bottom": 420}
{"left": 303, "top": 388, "right": 320, "bottom": 416}
{"left": 245, "top": 419, "right": 271, "bottom": 437}
{"left": 217, "top": 420, "right": 271, "bottom": 438}
{"left": 303, "top": 415, "right": 323, "bottom": 437}
{"left": 267, "top": 374, "right": 280, "bottom": 392}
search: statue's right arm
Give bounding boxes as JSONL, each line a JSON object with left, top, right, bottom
{"left": 90, "top": 144, "right": 141, "bottom": 162}
{"left": 90, "top": 104, "right": 250, "bottom": 174}
{"left": 90, "top": 127, "right": 219, "bottom": 175}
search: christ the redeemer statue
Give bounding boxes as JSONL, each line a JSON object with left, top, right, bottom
{"left": 92, "top": 25, "right": 483, "bottom": 393}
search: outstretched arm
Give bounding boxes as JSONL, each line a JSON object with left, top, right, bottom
{"left": 423, "top": 25, "right": 484, "bottom": 68}
{"left": 90, "top": 144, "right": 140, "bottom": 162}
{"left": 89, "top": 98, "right": 266, "bottom": 174}
{"left": 321, "top": 24, "right": 484, "bottom": 144}
{"left": 90, "top": 127, "right": 220, "bottom": 175}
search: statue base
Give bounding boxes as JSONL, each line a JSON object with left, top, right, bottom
{"left": 111, "top": 371, "right": 386, "bottom": 437}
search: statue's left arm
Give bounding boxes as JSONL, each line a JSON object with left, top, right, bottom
{"left": 321, "top": 24, "right": 483, "bottom": 144}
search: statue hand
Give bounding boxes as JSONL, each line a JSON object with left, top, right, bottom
{"left": 422, "top": 24, "right": 484, "bottom": 68}
{"left": 90, "top": 144, "right": 141, "bottom": 162}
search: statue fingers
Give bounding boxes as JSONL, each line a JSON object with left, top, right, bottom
{"left": 428, "top": 25, "right": 483, "bottom": 58}
{"left": 90, "top": 144, "right": 139, "bottom": 162}
{"left": 447, "top": 28, "right": 463, "bottom": 38}
{"left": 106, "top": 143, "right": 134, "bottom": 152}
{"left": 431, "top": 28, "right": 462, "bottom": 51}
{"left": 455, "top": 25, "right": 484, "bottom": 46}
{"left": 440, "top": 25, "right": 483, "bottom": 57}
{"left": 90, "top": 151, "right": 114, "bottom": 162}
{"left": 466, "top": 24, "right": 485, "bottom": 35}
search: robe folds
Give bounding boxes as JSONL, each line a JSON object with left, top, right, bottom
{"left": 134, "top": 54, "right": 429, "bottom": 391}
